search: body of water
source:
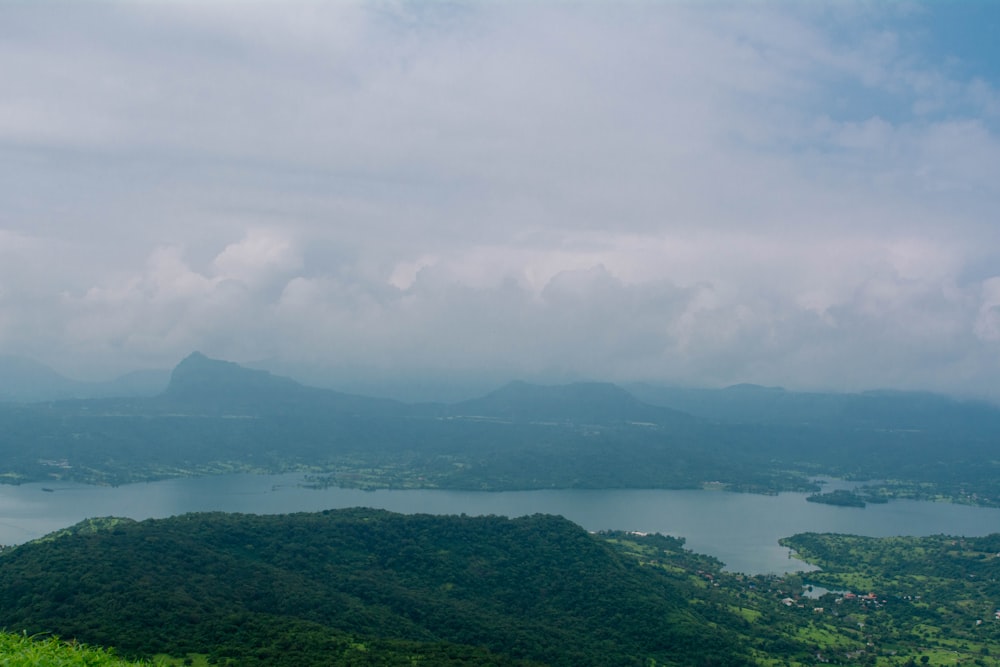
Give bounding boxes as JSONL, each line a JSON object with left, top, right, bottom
{"left": 2, "top": 473, "right": 998, "bottom": 575}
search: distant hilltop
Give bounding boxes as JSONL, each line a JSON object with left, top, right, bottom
{"left": 0, "top": 354, "right": 170, "bottom": 402}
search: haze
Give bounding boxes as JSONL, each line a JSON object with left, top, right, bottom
{"left": 2, "top": 1, "right": 1000, "bottom": 398}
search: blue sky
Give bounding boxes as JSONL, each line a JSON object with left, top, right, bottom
{"left": 919, "top": 1, "right": 1000, "bottom": 77}
{"left": 1, "top": 1, "right": 1000, "bottom": 398}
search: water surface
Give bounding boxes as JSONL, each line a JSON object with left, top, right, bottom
{"left": 2, "top": 474, "right": 997, "bottom": 575}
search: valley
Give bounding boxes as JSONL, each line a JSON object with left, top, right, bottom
{"left": 2, "top": 353, "right": 999, "bottom": 663}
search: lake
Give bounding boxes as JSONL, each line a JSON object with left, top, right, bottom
{"left": 2, "top": 473, "right": 998, "bottom": 575}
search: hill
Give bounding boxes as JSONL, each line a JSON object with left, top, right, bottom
{"left": 4, "top": 511, "right": 999, "bottom": 665}
{"left": 0, "top": 510, "right": 750, "bottom": 666}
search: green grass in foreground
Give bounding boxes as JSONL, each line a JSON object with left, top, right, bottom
{"left": 0, "top": 631, "right": 154, "bottom": 666}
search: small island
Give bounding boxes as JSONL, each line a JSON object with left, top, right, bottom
{"left": 806, "top": 489, "right": 867, "bottom": 508}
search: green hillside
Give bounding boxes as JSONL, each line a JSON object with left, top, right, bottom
{"left": 0, "top": 511, "right": 750, "bottom": 666}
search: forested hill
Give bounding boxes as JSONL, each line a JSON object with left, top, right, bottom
{"left": 0, "top": 510, "right": 751, "bottom": 666}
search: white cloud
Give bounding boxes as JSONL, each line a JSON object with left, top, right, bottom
{"left": 2, "top": 2, "right": 1000, "bottom": 397}
{"left": 974, "top": 277, "right": 1000, "bottom": 343}
{"left": 212, "top": 229, "right": 302, "bottom": 286}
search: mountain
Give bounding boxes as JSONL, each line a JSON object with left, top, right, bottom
{"left": 164, "top": 351, "right": 303, "bottom": 407}
{"left": 451, "top": 380, "right": 692, "bottom": 425}
{"left": 160, "top": 351, "right": 410, "bottom": 417}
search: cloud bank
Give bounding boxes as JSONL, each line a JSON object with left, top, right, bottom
{"left": 1, "top": 2, "right": 1000, "bottom": 397}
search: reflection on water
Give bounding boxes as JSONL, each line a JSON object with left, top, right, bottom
{"left": 1, "top": 473, "right": 998, "bottom": 575}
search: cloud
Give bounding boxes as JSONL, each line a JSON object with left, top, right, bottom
{"left": 1, "top": 2, "right": 1000, "bottom": 397}
{"left": 212, "top": 230, "right": 302, "bottom": 286}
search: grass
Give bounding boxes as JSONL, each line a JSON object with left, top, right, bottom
{"left": 794, "top": 622, "right": 860, "bottom": 650}
{"left": 727, "top": 605, "right": 762, "bottom": 623}
{"left": 0, "top": 631, "right": 155, "bottom": 666}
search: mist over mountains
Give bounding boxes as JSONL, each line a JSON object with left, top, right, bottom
{"left": 5, "top": 349, "right": 1000, "bottom": 442}
{"left": 35, "top": 350, "right": 998, "bottom": 432}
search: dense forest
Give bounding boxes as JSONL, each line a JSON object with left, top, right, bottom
{"left": 0, "top": 510, "right": 748, "bottom": 666}
{"left": 1, "top": 352, "right": 999, "bottom": 505}
{"left": 1, "top": 510, "right": 997, "bottom": 665}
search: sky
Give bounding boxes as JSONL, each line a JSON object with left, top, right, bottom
{"left": 2, "top": 1, "right": 1000, "bottom": 398}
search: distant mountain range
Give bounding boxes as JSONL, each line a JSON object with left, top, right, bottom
{"left": 158, "top": 352, "right": 1000, "bottom": 433}
{"left": 4, "top": 351, "right": 997, "bottom": 431}
{"left": 105, "top": 352, "right": 699, "bottom": 427}
{"left": 1, "top": 352, "right": 998, "bottom": 503}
